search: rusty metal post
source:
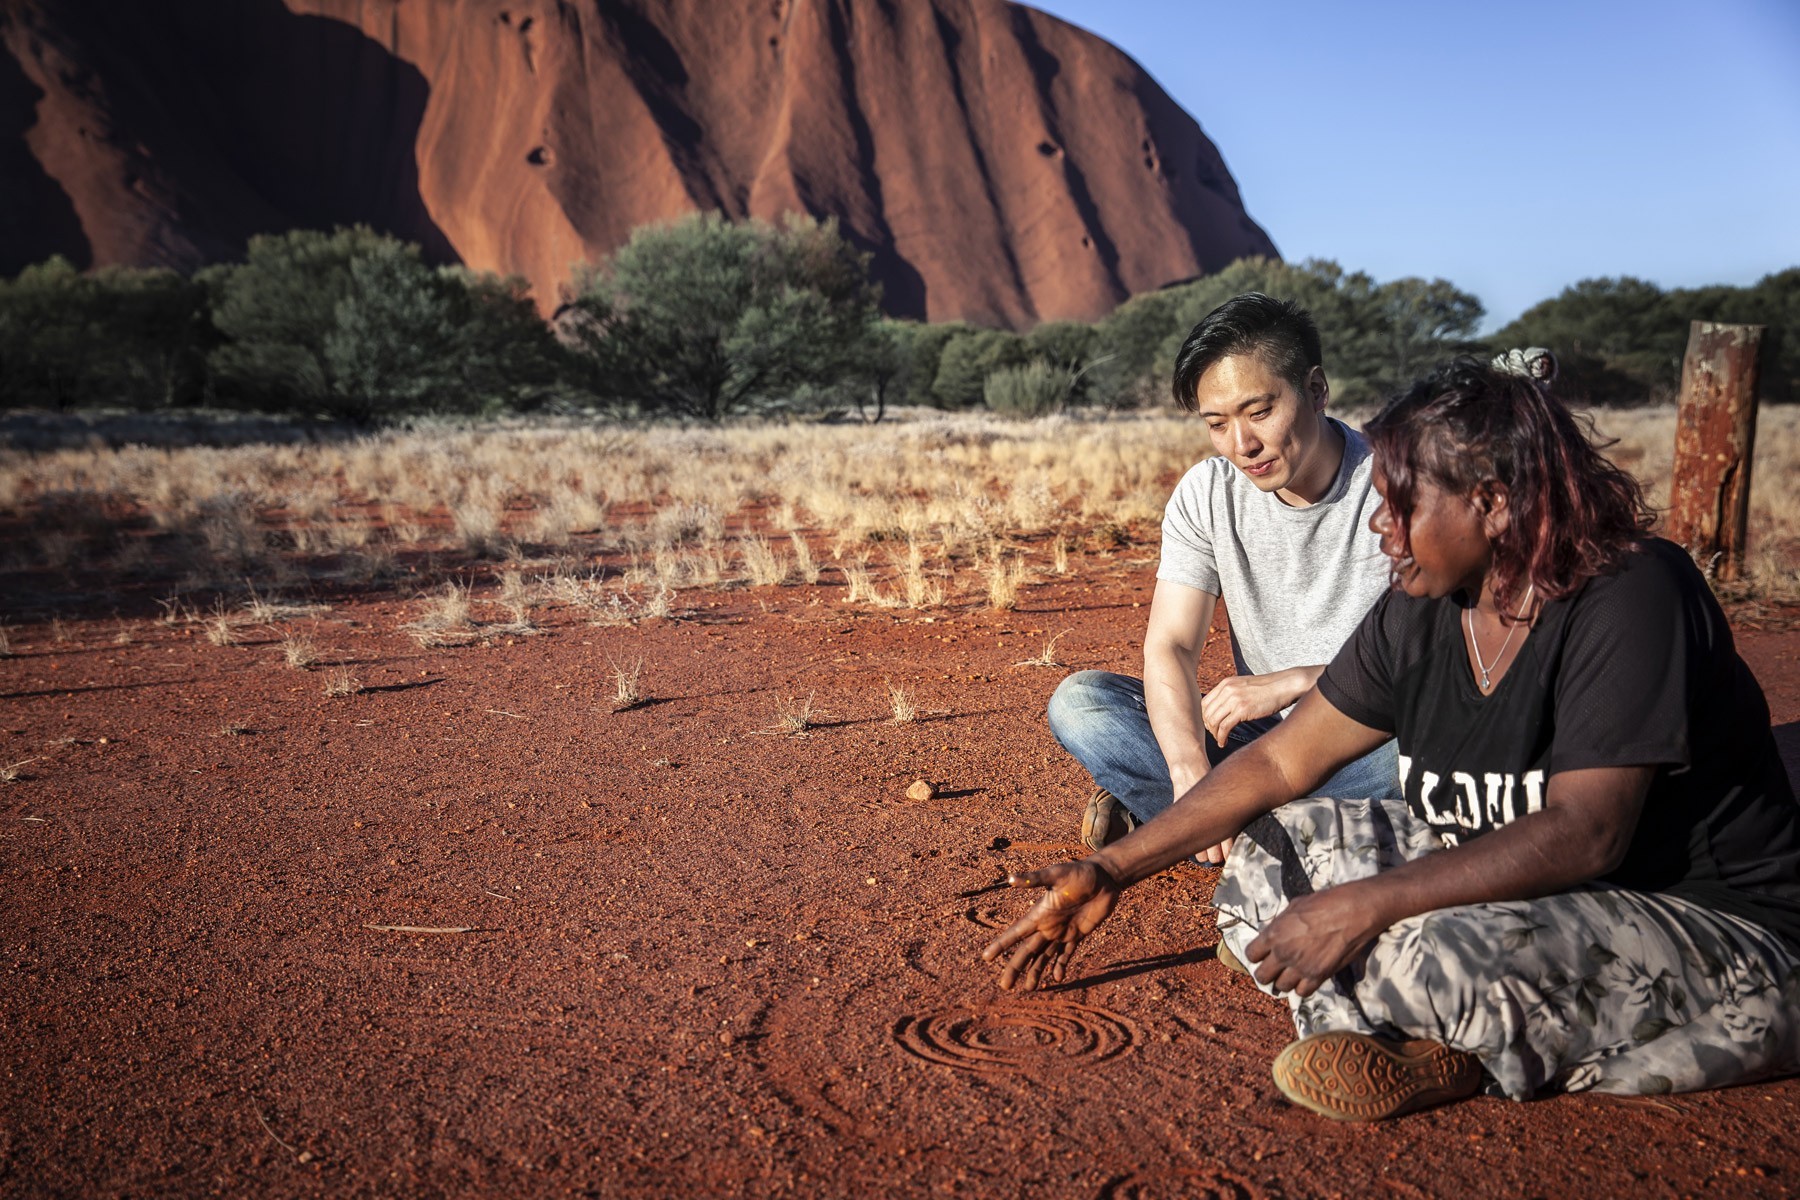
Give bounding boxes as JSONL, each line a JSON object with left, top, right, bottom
{"left": 1667, "top": 321, "right": 1764, "bottom": 581}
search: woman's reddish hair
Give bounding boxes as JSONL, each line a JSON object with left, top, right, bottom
{"left": 1365, "top": 358, "right": 1654, "bottom": 611}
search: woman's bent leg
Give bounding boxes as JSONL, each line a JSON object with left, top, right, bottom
{"left": 1210, "top": 794, "right": 1800, "bottom": 1099}
{"left": 1210, "top": 796, "right": 1444, "bottom": 1035}
{"left": 1354, "top": 890, "right": 1800, "bottom": 1099}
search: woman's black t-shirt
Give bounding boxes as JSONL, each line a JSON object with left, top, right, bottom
{"left": 1317, "top": 538, "right": 1800, "bottom": 951}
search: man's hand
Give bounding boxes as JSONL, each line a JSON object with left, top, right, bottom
{"left": 1243, "top": 883, "right": 1388, "bottom": 996}
{"left": 1200, "top": 668, "right": 1319, "bottom": 746}
{"left": 981, "top": 861, "right": 1121, "bottom": 990}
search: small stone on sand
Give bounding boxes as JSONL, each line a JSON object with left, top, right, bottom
{"left": 906, "top": 779, "right": 937, "bottom": 801}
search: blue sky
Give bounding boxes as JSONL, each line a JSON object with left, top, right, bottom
{"left": 1026, "top": 0, "right": 1800, "bottom": 329}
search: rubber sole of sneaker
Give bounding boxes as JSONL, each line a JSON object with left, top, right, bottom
{"left": 1270, "top": 1032, "right": 1482, "bottom": 1122}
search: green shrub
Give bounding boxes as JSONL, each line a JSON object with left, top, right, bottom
{"left": 898, "top": 321, "right": 969, "bottom": 408}
{"left": 0, "top": 258, "right": 212, "bottom": 410}
{"left": 931, "top": 328, "right": 1027, "bottom": 408}
{"left": 984, "top": 360, "right": 1070, "bottom": 417}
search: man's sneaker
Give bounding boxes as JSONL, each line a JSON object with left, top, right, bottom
{"left": 1270, "top": 1031, "right": 1482, "bottom": 1121}
{"left": 1078, "top": 787, "right": 1137, "bottom": 852}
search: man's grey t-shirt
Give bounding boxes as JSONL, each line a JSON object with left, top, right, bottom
{"left": 1157, "top": 419, "right": 1390, "bottom": 694}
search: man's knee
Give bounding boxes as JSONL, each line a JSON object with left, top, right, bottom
{"left": 1047, "top": 670, "right": 1135, "bottom": 745}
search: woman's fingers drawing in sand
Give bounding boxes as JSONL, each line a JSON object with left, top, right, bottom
{"left": 981, "top": 861, "right": 1122, "bottom": 990}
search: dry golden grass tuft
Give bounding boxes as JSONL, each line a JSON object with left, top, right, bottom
{"left": 203, "top": 599, "right": 238, "bottom": 646}
{"left": 740, "top": 536, "right": 790, "bottom": 587}
{"left": 1, "top": 756, "right": 41, "bottom": 782}
{"left": 886, "top": 681, "right": 918, "bottom": 724}
{"left": 405, "top": 581, "right": 479, "bottom": 647}
{"left": 770, "top": 692, "right": 821, "bottom": 736}
{"left": 789, "top": 532, "right": 821, "bottom": 585}
{"left": 1013, "top": 630, "right": 1069, "bottom": 669}
{"left": 984, "top": 555, "right": 1026, "bottom": 611}
{"left": 243, "top": 585, "right": 329, "bottom": 624}
{"left": 322, "top": 667, "right": 361, "bottom": 697}
{"left": 894, "top": 541, "right": 945, "bottom": 609}
{"left": 451, "top": 497, "right": 507, "bottom": 559}
{"left": 486, "top": 569, "right": 542, "bottom": 636}
{"left": 842, "top": 560, "right": 882, "bottom": 606}
{"left": 607, "top": 656, "right": 646, "bottom": 712}
{"left": 280, "top": 632, "right": 319, "bottom": 670}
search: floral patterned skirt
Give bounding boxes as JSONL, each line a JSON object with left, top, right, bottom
{"left": 1211, "top": 795, "right": 1800, "bottom": 1099}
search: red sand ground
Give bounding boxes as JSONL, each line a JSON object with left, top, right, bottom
{"left": 4, "top": 558, "right": 1800, "bottom": 1199}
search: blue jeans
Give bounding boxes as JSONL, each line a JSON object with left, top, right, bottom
{"left": 1046, "top": 669, "right": 1401, "bottom": 827}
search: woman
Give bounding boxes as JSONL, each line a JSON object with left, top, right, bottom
{"left": 986, "top": 359, "right": 1800, "bottom": 1119}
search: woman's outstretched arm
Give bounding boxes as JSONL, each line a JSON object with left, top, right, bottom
{"left": 982, "top": 689, "right": 1389, "bottom": 989}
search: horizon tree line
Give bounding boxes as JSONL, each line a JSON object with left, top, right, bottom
{"left": 0, "top": 216, "right": 1793, "bottom": 423}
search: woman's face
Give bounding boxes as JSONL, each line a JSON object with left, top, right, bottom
{"left": 1370, "top": 463, "right": 1501, "bottom": 600}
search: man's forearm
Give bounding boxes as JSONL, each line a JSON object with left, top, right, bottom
{"left": 1143, "top": 646, "right": 1210, "bottom": 788}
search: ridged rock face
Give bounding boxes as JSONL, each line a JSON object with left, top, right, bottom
{"left": 3, "top": 0, "right": 1277, "bottom": 326}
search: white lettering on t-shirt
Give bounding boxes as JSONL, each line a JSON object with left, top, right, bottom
{"left": 1404, "top": 763, "right": 1549, "bottom": 835}
{"left": 1483, "top": 773, "right": 1510, "bottom": 825}
{"left": 1452, "top": 772, "right": 1482, "bottom": 829}
{"left": 1417, "top": 770, "right": 1450, "bottom": 824}
{"left": 1521, "top": 770, "right": 1546, "bottom": 816}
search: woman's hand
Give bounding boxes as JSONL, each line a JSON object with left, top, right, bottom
{"left": 1244, "top": 882, "right": 1389, "bottom": 997}
{"left": 981, "top": 861, "right": 1122, "bottom": 991}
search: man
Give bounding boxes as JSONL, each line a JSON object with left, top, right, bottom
{"left": 1048, "top": 292, "right": 1399, "bottom": 860}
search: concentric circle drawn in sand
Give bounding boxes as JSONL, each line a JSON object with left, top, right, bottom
{"left": 1097, "top": 1168, "right": 1259, "bottom": 1200}
{"left": 892, "top": 1001, "right": 1138, "bottom": 1073}
{"left": 962, "top": 904, "right": 1007, "bottom": 929}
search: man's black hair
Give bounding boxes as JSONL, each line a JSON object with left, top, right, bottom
{"left": 1169, "top": 292, "right": 1323, "bottom": 411}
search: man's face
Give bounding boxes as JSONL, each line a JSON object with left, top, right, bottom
{"left": 1192, "top": 353, "right": 1328, "bottom": 495}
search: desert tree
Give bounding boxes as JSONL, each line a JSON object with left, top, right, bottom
{"left": 205, "top": 226, "right": 565, "bottom": 421}
{"left": 0, "top": 257, "right": 212, "bottom": 410}
{"left": 1493, "top": 272, "right": 1800, "bottom": 405}
{"left": 567, "top": 211, "right": 882, "bottom": 420}
{"left": 1368, "top": 276, "right": 1485, "bottom": 395}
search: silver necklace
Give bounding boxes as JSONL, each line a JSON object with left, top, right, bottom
{"left": 1467, "top": 583, "right": 1536, "bottom": 692}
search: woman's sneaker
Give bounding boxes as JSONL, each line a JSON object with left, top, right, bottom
{"left": 1079, "top": 788, "right": 1136, "bottom": 852}
{"left": 1270, "top": 1031, "right": 1482, "bottom": 1121}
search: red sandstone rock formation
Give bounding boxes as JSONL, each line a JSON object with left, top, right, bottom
{"left": 2, "top": 0, "right": 1277, "bottom": 327}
